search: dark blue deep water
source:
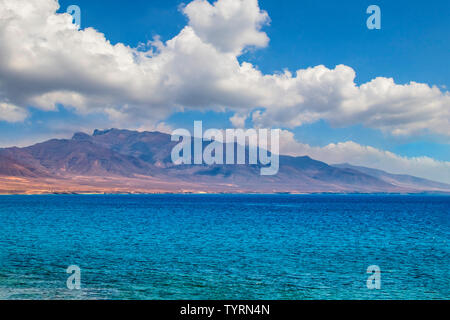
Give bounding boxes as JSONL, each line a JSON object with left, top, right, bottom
{"left": 0, "top": 194, "right": 448, "bottom": 300}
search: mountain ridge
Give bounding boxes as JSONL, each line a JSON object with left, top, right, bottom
{"left": 0, "top": 128, "right": 449, "bottom": 194}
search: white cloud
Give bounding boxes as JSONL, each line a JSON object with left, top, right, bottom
{"left": 0, "top": 102, "right": 28, "bottom": 122}
{"left": 229, "top": 112, "right": 248, "bottom": 128}
{"left": 182, "top": 0, "right": 270, "bottom": 54}
{"left": 0, "top": 0, "right": 448, "bottom": 137}
{"left": 279, "top": 130, "right": 450, "bottom": 184}
{"left": 135, "top": 122, "right": 174, "bottom": 135}
{"left": 252, "top": 67, "right": 450, "bottom": 136}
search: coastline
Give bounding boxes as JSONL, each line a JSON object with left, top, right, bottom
{"left": 1, "top": 191, "right": 449, "bottom": 196}
{"left": 1, "top": 175, "right": 449, "bottom": 196}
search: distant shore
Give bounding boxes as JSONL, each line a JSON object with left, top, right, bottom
{"left": 1, "top": 174, "right": 449, "bottom": 196}
{"left": 1, "top": 191, "right": 449, "bottom": 196}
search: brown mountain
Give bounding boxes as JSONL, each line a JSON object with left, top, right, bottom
{"left": 0, "top": 129, "right": 449, "bottom": 194}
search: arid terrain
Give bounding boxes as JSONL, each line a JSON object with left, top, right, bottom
{"left": 1, "top": 129, "right": 449, "bottom": 195}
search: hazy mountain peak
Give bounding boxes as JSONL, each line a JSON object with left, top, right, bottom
{"left": 72, "top": 132, "right": 92, "bottom": 141}
{"left": 93, "top": 129, "right": 116, "bottom": 136}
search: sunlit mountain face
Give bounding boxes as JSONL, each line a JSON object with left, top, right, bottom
{"left": 0, "top": 129, "right": 449, "bottom": 194}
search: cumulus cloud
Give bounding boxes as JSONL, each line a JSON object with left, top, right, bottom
{"left": 0, "top": 0, "right": 448, "bottom": 137}
{"left": 0, "top": 102, "right": 28, "bottom": 122}
{"left": 279, "top": 130, "right": 450, "bottom": 184}
{"left": 252, "top": 66, "right": 450, "bottom": 136}
{"left": 229, "top": 112, "right": 248, "bottom": 128}
{"left": 183, "top": 0, "right": 270, "bottom": 54}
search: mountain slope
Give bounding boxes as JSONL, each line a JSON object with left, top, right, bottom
{"left": 0, "top": 129, "right": 449, "bottom": 194}
{"left": 333, "top": 163, "right": 450, "bottom": 191}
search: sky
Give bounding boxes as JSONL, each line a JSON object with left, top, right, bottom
{"left": 0, "top": 0, "right": 449, "bottom": 182}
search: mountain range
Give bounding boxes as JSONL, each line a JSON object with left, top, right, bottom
{"left": 0, "top": 128, "right": 449, "bottom": 194}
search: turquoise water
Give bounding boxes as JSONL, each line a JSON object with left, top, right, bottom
{"left": 0, "top": 194, "right": 448, "bottom": 300}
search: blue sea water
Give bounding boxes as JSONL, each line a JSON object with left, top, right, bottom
{"left": 0, "top": 194, "right": 448, "bottom": 300}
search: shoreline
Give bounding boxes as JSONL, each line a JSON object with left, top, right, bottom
{"left": 1, "top": 191, "right": 449, "bottom": 196}
{"left": 1, "top": 176, "right": 449, "bottom": 196}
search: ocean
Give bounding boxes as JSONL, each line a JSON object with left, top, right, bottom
{"left": 0, "top": 194, "right": 448, "bottom": 300}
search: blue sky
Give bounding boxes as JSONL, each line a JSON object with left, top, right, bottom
{"left": 44, "top": 0, "right": 450, "bottom": 160}
{"left": 0, "top": 0, "right": 449, "bottom": 181}
{"left": 55, "top": 0, "right": 450, "bottom": 86}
